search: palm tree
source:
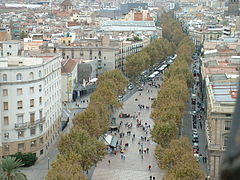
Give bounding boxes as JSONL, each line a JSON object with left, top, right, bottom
{"left": 0, "top": 156, "right": 27, "bottom": 180}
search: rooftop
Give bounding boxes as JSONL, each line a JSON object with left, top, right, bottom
{"left": 61, "top": 59, "right": 77, "bottom": 74}
{"left": 212, "top": 82, "right": 239, "bottom": 103}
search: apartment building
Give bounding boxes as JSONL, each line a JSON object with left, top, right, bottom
{"left": 0, "top": 55, "right": 62, "bottom": 158}
{"left": 54, "top": 36, "right": 146, "bottom": 75}
{"left": 201, "top": 55, "right": 239, "bottom": 179}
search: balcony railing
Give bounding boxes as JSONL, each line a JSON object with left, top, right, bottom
{"left": 15, "top": 117, "right": 46, "bottom": 129}
{"left": 15, "top": 122, "right": 28, "bottom": 129}
{"left": 28, "top": 117, "right": 46, "bottom": 128}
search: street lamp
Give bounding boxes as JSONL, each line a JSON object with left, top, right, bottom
{"left": 48, "top": 156, "right": 50, "bottom": 170}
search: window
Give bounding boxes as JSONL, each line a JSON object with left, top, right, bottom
{"left": 30, "top": 113, "right": 35, "bottom": 123}
{"left": 3, "top": 89, "right": 8, "bottom": 96}
{"left": 29, "top": 72, "right": 34, "bottom": 80}
{"left": 16, "top": 73, "right": 22, "bottom": 81}
{"left": 3, "top": 145, "right": 10, "bottom": 153}
{"left": 18, "top": 143, "right": 25, "bottom": 152}
{"left": 30, "top": 87, "right": 34, "bottom": 94}
{"left": 4, "top": 116, "right": 9, "bottom": 125}
{"left": 30, "top": 99, "right": 34, "bottom": 107}
{"left": 3, "top": 74, "right": 7, "bottom": 82}
{"left": 39, "top": 110, "right": 43, "bottom": 119}
{"left": 39, "top": 137, "right": 44, "bottom": 144}
{"left": 39, "top": 85, "right": 42, "bottom": 92}
{"left": 17, "top": 115, "right": 23, "bottom": 124}
{"left": 3, "top": 102, "right": 8, "bottom": 110}
{"left": 40, "top": 149, "right": 44, "bottom": 155}
{"left": 31, "top": 140, "right": 36, "bottom": 148}
{"left": 17, "top": 101, "right": 23, "bottom": 109}
{"left": 224, "top": 135, "right": 229, "bottom": 147}
{"left": 18, "top": 131, "right": 24, "bottom": 138}
{"left": 39, "top": 124, "right": 43, "bottom": 132}
{"left": 30, "top": 128, "right": 36, "bottom": 136}
{"left": 225, "top": 120, "right": 232, "bottom": 131}
{"left": 38, "top": 70, "right": 42, "bottom": 78}
{"left": 4, "top": 132, "right": 9, "bottom": 139}
{"left": 39, "top": 97, "right": 42, "bottom": 105}
{"left": 17, "top": 88, "right": 23, "bottom": 95}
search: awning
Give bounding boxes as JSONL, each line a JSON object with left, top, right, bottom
{"left": 110, "top": 136, "right": 118, "bottom": 147}
{"left": 100, "top": 134, "right": 118, "bottom": 148}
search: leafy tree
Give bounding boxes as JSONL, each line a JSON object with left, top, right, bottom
{"left": 46, "top": 154, "right": 86, "bottom": 180}
{"left": 166, "top": 153, "right": 205, "bottom": 180}
{"left": 0, "top": 156, "right": 27, "bottom": 180}
{"left": 155, "top": 137, "right": 192, "bottom": 169}
{"left": 58, "top": 128, "right": 106, "bottom": 171}
{"left": 73, "top": 105, "right": 110, "bottom": 137}
{"left": 20, "top": 31, "right": 28, "bottom": 39}
{"left": 97, "top": 70, "right": 128, "bottom": 95}
{"left": 151, "top": 121, "right": 177, "bottom": 148}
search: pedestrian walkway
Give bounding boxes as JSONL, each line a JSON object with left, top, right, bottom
{"left": 91, "top": 77, "right": 165, "bottom": 180}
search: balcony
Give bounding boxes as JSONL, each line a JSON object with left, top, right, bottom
{"left": 28, "top": 117, "right": 46, "bottom": 128}
{"left": 15, "top": 122, "right": 28, "bottom": 130}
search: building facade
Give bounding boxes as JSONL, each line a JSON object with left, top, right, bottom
{"left": 0, "top": 56, "right": 62, "bottom": 158}
{"left": 228, "top": 0, "right": 240, "bottom": 16}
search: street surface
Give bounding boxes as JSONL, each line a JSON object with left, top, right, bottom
{"left": 91, "top": 77, "right": 166, "bottom": 180}
{"left": 181, "top": 55, "right": 208, "bottom": 175}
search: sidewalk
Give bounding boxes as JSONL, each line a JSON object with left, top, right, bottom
{"left": 91, "top": 77, "right": 166, "bottom": 180}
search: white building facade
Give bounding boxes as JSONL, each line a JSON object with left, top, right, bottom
{"left": 0, "top": 56, "right": 62, "bottom": 158}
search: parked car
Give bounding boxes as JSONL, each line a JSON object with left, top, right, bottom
{"left": 138, "top": 87, "right": 143, "bottom": 91}
{"left": 118, "top": 95, "right": 123, "bottom": 102}
{"left": 192, "top": 137, "right": 199, "bottom": 143}
{"left": 128, "top": 85, "right": 133, "bottom": 90}
{"left": 119, "top": 113, "right": 130, "bottom": 118}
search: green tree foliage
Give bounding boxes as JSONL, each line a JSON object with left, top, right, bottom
{"left": 151, "top": 121, "right": 177, "bottom": 147}
{"left": 0, "top": 156, "right": 27, "bottom": 180}
{"left": 12, "top": 152, "right": 37, "bottom": 167}
{"left": 73, "top": 105, "right": 110, "bottom": 137}
{"left": 151, "top": 11, "right": 204, "bottom": 179}
{"left": 155, "top": 138, "right": 204, "bottom": 180}
{"left": 20, "top": 31, "right": 28, "bottom": 39}
{"left": 48, "top": 70, "right": 128, "bottom": 177}
{"left": 155, "top": 137, "right": 192, "bottom": 169}
{"left": 58, "top": 128, "right": 106, "bottom": 171}
{"left": 46, "top": 155, "right": 86, "bottom": 180}
{"left": 125, "top": 38, "right": 175, "bottom": 81}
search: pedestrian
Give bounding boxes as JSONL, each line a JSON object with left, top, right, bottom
{"left": 202, "top": 156, "right": 205, "bottom": 163}
{"left": 153, "top": 177, "right": 155, "bottom": 180}
{"left": 148, "top": 165, "right": 151, "bottom": 171}
{"left": 149, "top": 176, "right": 152, "bottom": 180}
{"left": 108, "top": 160, "right": 111, "bottom": 165}
{"left": 147, "top": 148, "right": 149, "bottom": 153}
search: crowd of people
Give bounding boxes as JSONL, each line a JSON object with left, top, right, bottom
{"left": 106, "top": 76, "right": 163, "bottom": 179}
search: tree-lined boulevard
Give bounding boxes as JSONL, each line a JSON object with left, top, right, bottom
{"left": 0, "top": 11, "right": 207, "bottom": 180}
